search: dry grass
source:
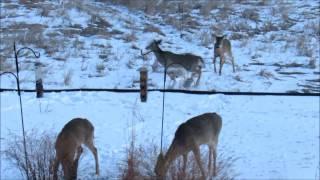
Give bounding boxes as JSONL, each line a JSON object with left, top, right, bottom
{"left": 118, "top": 139, "right": 238, "bottom": 180}
{"left": 96, "top": 62, "right": 106, "bottom": 73}
{"left": 143, "top": 24, "right": 165, "bottom": 36}
{"left": 241, "top": 8, "right": 260, "bottom": 22}
{"left": 307, "top": 57, "right": 317, "bottom": 69}
{"left": 123, "top": 32, "right": 138, "bottom": 43}
{"left": 64, "top": 69, "right": 73, "bottom": 86}
{"left": 258, "top": 69, "right": 275, "bottom": 79}
{"left": 199, "top": 30, "right": 213, "bottom": 47}
{"left": 3, "top": 130, "right": 63, "bottom": 180}
{"left": 296, "top": 35, "right": 313, "bottom": 57}
{"left": 260, "top": 21, "right": 279, "bottom": 32}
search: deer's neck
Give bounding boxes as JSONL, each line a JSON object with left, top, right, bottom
{"left": 215, "top": 40, "right": 222, "bottom": 49}
{"left": 163, "top": 140, "right": 181, "bottom": 173}
{"left": 152, "top": 47, "right": 168, "bottom": 66}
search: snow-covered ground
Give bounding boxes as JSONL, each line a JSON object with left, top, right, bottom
{"left": 1, "top": 91, "right": 319, "bottom": 179}
{"left": 1, "top": 0, "right": 319, "bottom": 92}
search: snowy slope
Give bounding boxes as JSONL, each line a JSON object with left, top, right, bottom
{"left": 1, "top": 0, "right": 319, "bottom": 92}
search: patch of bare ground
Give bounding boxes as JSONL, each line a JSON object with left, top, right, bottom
{"left": 297, "top": 83, "right": 320, "bottom": 93}
{"left": 306, "top": 79, "right": 320, "bottom": 83}
{"left": 277, "top": 71, "right": 307, "bottom": 75}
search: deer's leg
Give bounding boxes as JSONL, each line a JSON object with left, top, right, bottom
{"left": 86, "top": 141, "right": 100, "bottom": 175}
{"left": 192, "top": 146, "right": 206, "bottom": 180}
{"left": 208, "top": 146, "right": 213, "bottom": 177}
{"left": 74, "top": 146, "right": 83, "bottom": 169}
{"left": 219, "top": 55, "right": 224, "bottom": 76}
{"left": 195, "top": 67, "right": 201, "bottom": 87}
{"left": 213, "top": 147, "right": 217, "bottom": 177}
{"left": 182, "top": 153, "right": 188, "bottom": 176}
{"left": 51, "top": 157, "right": 60, "bottom": 180}
{"left": 231, "top": 55, "right": 235, "bottom": 73}
{"left": 62, "top": 158, "right": 74, "bottom": 180}
{"left": 213, "top": 55, "right": 217, "bottom": 73}
{"left": 71, "top": 147, "right": 83, "bottom": 180}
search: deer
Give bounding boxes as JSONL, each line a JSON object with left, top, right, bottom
{"left": 154, "top": 112, "right": 222, "bottom": 180}
{"left": 51, "top": 118, "right": 100, "bottom": 180}
{"left": 166, "top": 64, "right": 188, "bottom": 89}
{"left": 213, "top": 35, "right": 235, "bottom": 75}
{"left": 144, "top": 40, "right": 204, "bottom": 86}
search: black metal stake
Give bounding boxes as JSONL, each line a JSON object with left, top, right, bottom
{"left": 160, "top": 61, "right": 186, "bottom": 154}
{"left": 0, "top": 72, "right": 28, "bottom": 179}
{"left": 13, "top": 42, "right": 39, "bottom": 179}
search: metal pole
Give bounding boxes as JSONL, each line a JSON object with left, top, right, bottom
{"left": 160, "top": 62, "right": 167, "bottom": 153}
{"left": 160, "top": 62, "right": 185, "bottom": 154}
{"left": 14, "top": 43, "right": 30, "bottom": 180}
{"left": 0, "top": 72, "right": 28, "bottom": 179}
{"left": 12, "top": 42, "right": 39, "bottom": 179}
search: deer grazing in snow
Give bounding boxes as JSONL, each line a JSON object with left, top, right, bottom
{"left": 144, "top": 40, "right": 204, "bottom": 86}
{"left": 154, "top": 112, "right": 222, "bottom": 180}
{"left": 213, "top": 35, "right": 235, "bottom": 75}
{"left": 51, "top": 118, "right": 99, "bottom": 180}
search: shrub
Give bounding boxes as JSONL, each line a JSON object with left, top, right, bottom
{"left": 241, "top": 8, "right": 260, "bottom": 22}
{"left": 3, "top": 130, "right": 62, "bottom": 180}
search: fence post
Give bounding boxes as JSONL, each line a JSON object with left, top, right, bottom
{"left": 35, "top": 62, "right": 43, "bottom": 98}
{"left": 140, "top": 67, "right": 148, "bottom": 102}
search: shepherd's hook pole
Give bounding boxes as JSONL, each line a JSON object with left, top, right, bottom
{"left": 160, "top": 62, "right": 186, "bottom": 154}
{"left": 13, "top": 42, "right": 40, "bottom": 179}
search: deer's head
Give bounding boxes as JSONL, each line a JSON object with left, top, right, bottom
{"left": 146, "top": 39, "right": 162, "bottom": 52}
{"left": 214, "top": 35, "right": 226, "bottom": 48}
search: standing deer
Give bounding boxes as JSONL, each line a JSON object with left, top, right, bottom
{"left": 213, "top": 35, "right": 235, "bottom": 75}
{"left": 154, "top": 113, "right": 222, "bottom": 180}
{"left": 145, "top": 40, "right": 204, "bottom": 86}
{"left": 51, "top": 118, "right": 100, "bottom": 180}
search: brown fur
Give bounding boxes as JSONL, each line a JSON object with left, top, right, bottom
{"left": 154, "top": 113, "right": 222, "bottom": 179}
{"left": 51, "top": 118, "right": 99, "bottom": 180}
{"left": 213, "top": 35, "right": 235, "bottom": 75}
{"left": 146, "top": 40, "right": 204, "bottom": 86}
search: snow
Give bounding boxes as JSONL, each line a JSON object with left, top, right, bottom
{"left": 1, "top": 0, "right": 319, "bottom": 92}
{"left": 1, "top": 91, "right": 319, "bottom": 179}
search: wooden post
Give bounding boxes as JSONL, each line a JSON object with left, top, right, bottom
{"left": 35, "top": 62, "right": 43, "bottom": 98}
{"left": 140, "top": 67, "right": 148, "bottom": 102}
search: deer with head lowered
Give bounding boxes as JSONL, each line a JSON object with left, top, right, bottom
{"left": 154, "top": 112, "right": 222, "bottom": 180}
{"left": 213, "top": 35, "right": 235, "bottom": 75}
{"left": 51, "top": 118, "right": 99, "bottom": 180}
{"left": 144, "top": 40, "right": 204, "bottom": 86}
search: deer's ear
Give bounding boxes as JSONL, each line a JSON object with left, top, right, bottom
{"left": 155, "top": 39, "right": 162, "bottom": 44}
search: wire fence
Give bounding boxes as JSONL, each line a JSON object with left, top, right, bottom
{"left": 0, "top": 88, "right": 319, "bottom": 96}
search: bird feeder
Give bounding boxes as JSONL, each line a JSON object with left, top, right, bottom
{"left": 140, "top": 67, "right": 148, "bottom": 102}
{"left": 35, "top": 61, "right": 43, "bottom": 98}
